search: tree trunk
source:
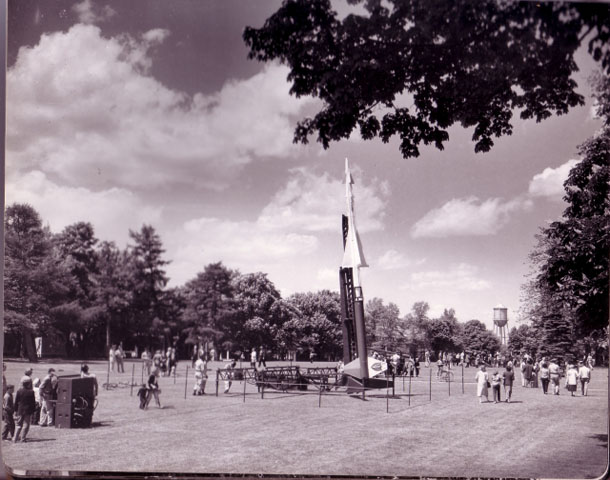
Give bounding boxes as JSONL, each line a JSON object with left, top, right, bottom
{"left": 106, "top": 317, "right": 111, "bottom": 352}
{"left": 21, "top": 327, "right": 38, "bottom": 362}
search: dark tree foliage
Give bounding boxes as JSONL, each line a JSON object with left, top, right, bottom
{"left": 461, "top": 319, "right": 501, "bottom": 357}
{"left": 507, "top": 324, "right": 539, "bottom": 357}
{"left": 244, "top": 0, "right": 609, "bottom": 158}
{"left": 54, "top": 222, "right": 99, "bottom": 305}
{"left": 537, "top": 312, "right": 576, "bottom": 363}
{"left": 230, "top": 272, "right": 291, "bottom": 353}
{"left": 284, "top": 290, "right": 343, "bottom": 359}
{"left": 91, "top": 241, "right": 135, "bottom": 351}
{"left": 427, "top": 308, "right": 463, "bottom": 354}
{"left": 181, "top": 262, "right": 237, "bottom": 352}
{"left": 128, "top": 225, "right": 170, "bottom": 339}
{"left": 4, "top": 204, "right": 72, "bottom": 360}
{"left": 532, "top": 96, "right": 609, "bottom": 334}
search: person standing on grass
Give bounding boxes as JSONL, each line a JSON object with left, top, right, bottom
{"left": 250, "top": 348, "right": 257, "bottom": 368}
{"left": 224, "top": 359, "right": 237, "bottom": 393}
{"left": 522, "top": 359, "right": 534, "bottom": 388}
{"left": 502, "top": 365, "right": 515, "bottom": 402}
{"left": 109, "top": 345, "right": 116, "bottom": 372}
{"left": 2, "top": 384, "right": 15, "bottom": 441}
{"left": 145, "top": 369, "right": 162, "bottom": 409}
{"left": 80, "top": 364, "right": 99, "bottom": 397}
{"left": 116, "top": 343, "right": 125, "bottom": 373}
{"left": 491, "top": 370, "right": 502, "bottom": 403}
{"left": 436, "top": 357, "right": 444, "bottom": 378}
{"left": 475, "top": 365, "right": 489, "bottom": 403}
{"left": 38, "top": 368, "right": 57, "bottom": 427}
{"left": 193, "top": 356, "right": 207, "bottom": 395}
{"left": 258, "top": 347, "right": 267, "bottom": 368}
{"left": 565, "top": 364, "right": 579, "bottom": 397}
{"left": 549, "top": 359, "right": 561, "bottom": 395}
{"left": 13, "top": 377, "right": 36, "bottom": 443}
{"left": 424, "top": 350, "right": 430, "bottom": 368}
{"left": 577, "top": 361, "right": 591, "bottom": 396}
{"left": 539, "top": 362, "right": 550, "bottom": 394}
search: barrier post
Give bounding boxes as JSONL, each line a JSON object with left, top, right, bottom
{"left": 130, "top": 363, "right": 135, "bottom": 396}
{"left": 174, "top": 365, "right": 177, "bottom": 384}
{"left": 392, "top": 374, "right": 395, "bottom": 397}
{"left": 408, "top": 373, "right": 412, "bottom": 406}
{"left": 215, "top": 370, "right": 219, "bottom": 397}
{"left": 184, "top": 366, "right": 189, "bottom": 399}
{"left": 429, "top": 367, "right": 432, "bottom": 401}
{"left": 462, "top": 363, "right": 464, "bottom": 394}
{"left": 386, "top": 376, "right": 389, "bottom": 413}
{"left": 448, "top": 369, "right": 451, "bottom": 396}
{"left": 243, "top": 376, "right": 247, "bottom": 403}
{"left": 319, "top": 385, "right": 322, "bottom": 408}
{"left": 261, "top": 383, "right": 264, "bottom": 400}
{"left": 106, "top": 361, "right": 110, "bottom": 390}
{"left": 402, "top": 373, "right": 405, "bottom": 392}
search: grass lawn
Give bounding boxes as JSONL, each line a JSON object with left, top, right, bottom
{"left": 2, "top": 359, "right": 608, "bottom": 478}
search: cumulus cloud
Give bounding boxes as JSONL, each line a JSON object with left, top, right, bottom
{"left": 7, "top": 24, "right": 313, "bottom": 191}
{"left": 167, "top": 216, "right": 319, "bottom": 285}
{"left": 411, "top": 196, "right": 532, "bottom": 238}
{"left": 528, "top": 159, "right": 579, "bottom": 200}
{"left": 402, "top": 263, "right": 491, "bottom": 291}
{"left": 376, "top": 249, "right": 413, "bottom": 270}
{"left": 72, "top": 0, "right": 116, "bottom": 24}
{"left": 6, "top": 170, "right": 162, "bottom": 246}
{"left": 257, "top": 168, "right": 389, "bottom": 233}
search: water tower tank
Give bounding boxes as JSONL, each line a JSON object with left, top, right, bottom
{"left": 493, "top": 304, "right": 508, "bottom": 327}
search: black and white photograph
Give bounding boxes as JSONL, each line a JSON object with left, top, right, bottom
{"left": 2, "top": 0, "right": 608, "bottom": 478}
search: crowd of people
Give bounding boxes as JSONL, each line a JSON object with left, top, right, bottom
{"left": 2, "top": 362, "right": 98, "bottom": 443}
{"left": 473, "top": 354, "right": 594, "bottom": 404}
{"left": 1, "top": 346, "right": 600, "bottom": 443}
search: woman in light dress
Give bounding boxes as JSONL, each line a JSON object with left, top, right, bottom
{"left": 475, "top": 365, "right": 489, "bottom": 403}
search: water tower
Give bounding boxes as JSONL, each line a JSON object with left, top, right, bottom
{"left": 493, "top": 304, "right": 509, "bottom": 345}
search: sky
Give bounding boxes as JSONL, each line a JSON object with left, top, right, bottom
{"left": 6, "top": 0, "right": 605, "bottom": 330}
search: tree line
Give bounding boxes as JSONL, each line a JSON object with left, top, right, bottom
{"left": 4, "top": 204, "right": 505, "bottom": 362}
{"left": 515, "top": 73, "right": 609, "bottom": 366}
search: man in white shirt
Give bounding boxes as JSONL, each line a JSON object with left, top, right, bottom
{"left": 577, "top": 361, "right": 591, "bottom": 396}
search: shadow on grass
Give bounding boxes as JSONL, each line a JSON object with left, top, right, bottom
{"left": 90, "top": 421, "right": 114, "bottom": 428}
{"left": 22, "top": 438, "right": 56, "bottom": 443}
{"left": 589, "top": 433, "right": 608, "bottom": 447}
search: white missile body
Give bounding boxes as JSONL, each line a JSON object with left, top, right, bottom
{"left": 341, "top": 158, "right": 368, "bottom": 287}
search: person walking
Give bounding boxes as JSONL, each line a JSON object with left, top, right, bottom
{"left": 491, "top": 370, "right": 502, "bottom": 403}
{"left": 539, "top": 362, "right": 550, "bottom": 394}
{"left": 109, "top": 345, "right": 117, "bottom": 372}
{"left": 145, "top": 369, "right": 162, "bottom": 409}
{"left": 13, "top": 377, "right": 36, "bottom": 443}
{"left": 224, "top": 360, "right": 237, "bottom": 394}
{"left": 2, "top": 384, "right": 15, "bottom": 441}
{"left": 549, "top": 359, "right": 561, "bottom": 395}
{"left": 250, "top": 348, "right": 257, "bottom": 368}
{"left": 38, "top": 368, "right": 57, "bottom": 426}
{"left": 502, "top": 365, "right": 515, "bottom": 402}
{"left": 565, "top": 363, "right": 579, "bottom": 397}
{"left": 475, "top": 365, "right": 489, "bottom": 403}
{"left": 577, "top": 361, "right": 591, "bottom": 396}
